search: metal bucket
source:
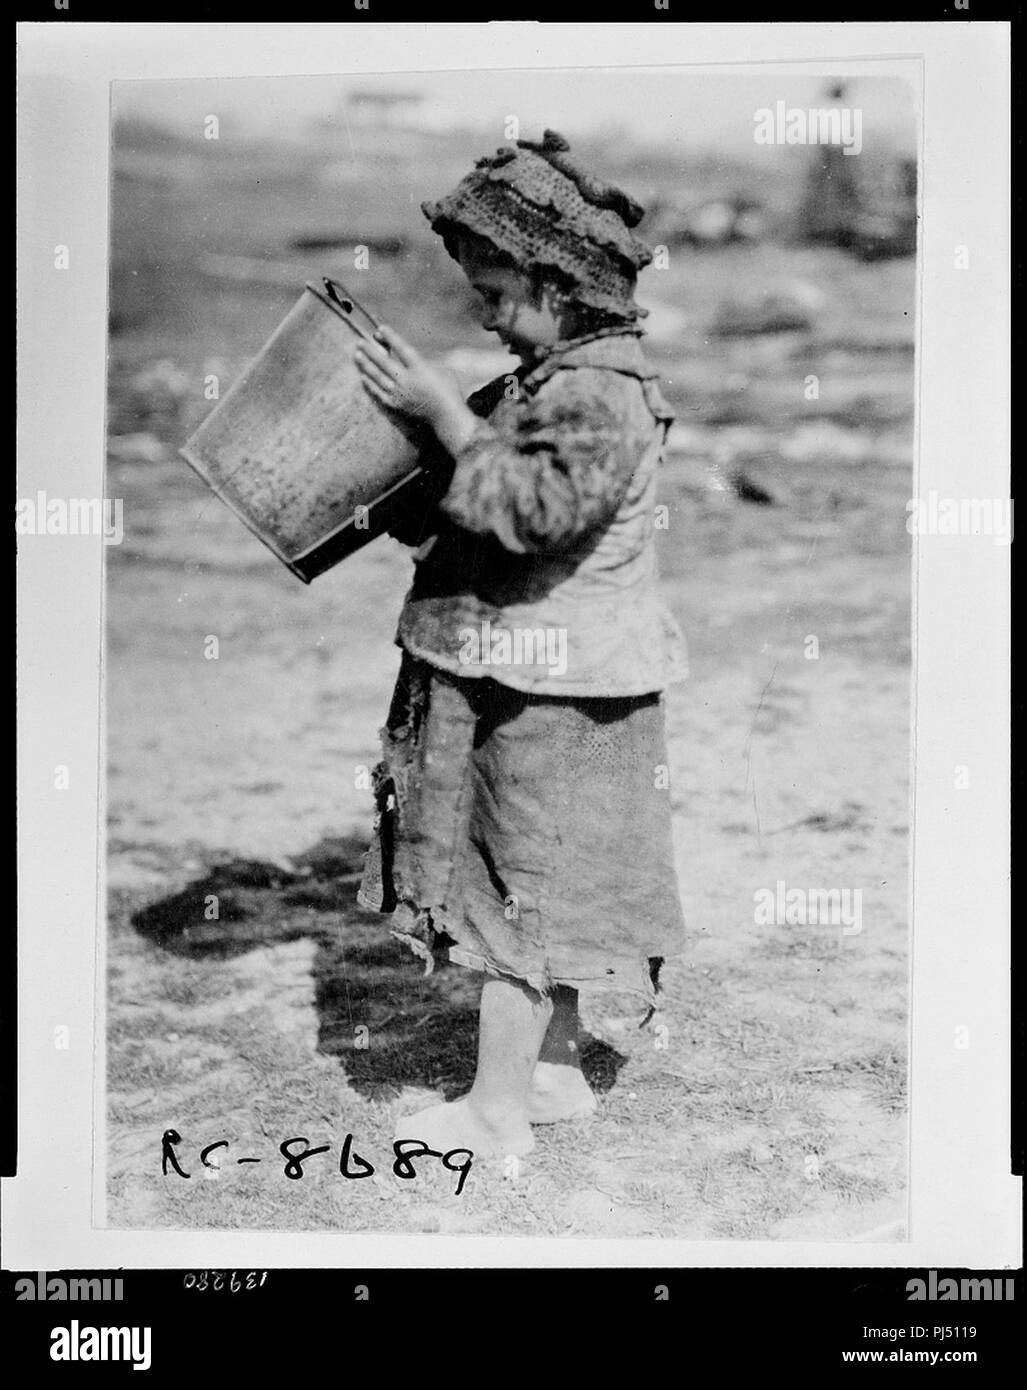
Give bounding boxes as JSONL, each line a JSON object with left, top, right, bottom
{"left": 180, "top": 278, "right": 427, "bottom": 582}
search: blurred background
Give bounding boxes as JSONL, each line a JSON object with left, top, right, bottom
{"left": 105, "top": 72, "right": 914, "bottom": 1239}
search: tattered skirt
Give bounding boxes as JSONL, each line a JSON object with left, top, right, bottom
{"left": 357, "top": 651, "right": 686, "bottom": 1004}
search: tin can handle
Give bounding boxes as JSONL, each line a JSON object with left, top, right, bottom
{"left": 322, "top": 277, "right": 384, "bottom": 342}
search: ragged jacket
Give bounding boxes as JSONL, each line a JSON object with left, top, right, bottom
{"left": 395, "top": 328, "right": 689, "bottom": 698}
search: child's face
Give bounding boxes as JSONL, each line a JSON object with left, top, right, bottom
{"left": 457, "top": 240, "right": 565, "bottom": 360}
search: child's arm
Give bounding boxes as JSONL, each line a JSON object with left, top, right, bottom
{"left": 356, "top": 328, "right": 648, "bottom": 556}
{"left": 433, "top": 368, "right": 645, "bottom": 555}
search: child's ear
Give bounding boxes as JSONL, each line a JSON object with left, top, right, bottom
{"left": 539, "top": 277, "right": 569, "bottom": 320}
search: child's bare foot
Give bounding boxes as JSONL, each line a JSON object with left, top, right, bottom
{"left": 395, "top": 1096, "right": 535, "bottom": 1158}
{"left": 526, "top": 1062, "right": 598, "bottom": 1123}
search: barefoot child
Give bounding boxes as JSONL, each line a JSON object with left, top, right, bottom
{"left": 354, "top": 130, "right": 687, "bottom": 1159}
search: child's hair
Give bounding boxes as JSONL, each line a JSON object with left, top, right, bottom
{"left": 423, "top": 129, "right": 653, "bottom": 324}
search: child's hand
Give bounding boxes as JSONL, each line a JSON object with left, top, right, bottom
{"left": 354, "top": 327, "right": 465, "bottom": 431}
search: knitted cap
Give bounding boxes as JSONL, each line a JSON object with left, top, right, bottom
{"left": 421, "top": 130, "right": 652, "bottom": 320}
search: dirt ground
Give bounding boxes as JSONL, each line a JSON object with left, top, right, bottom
{"left": 104, "top": 119, "right": 912, "bottom": 1239}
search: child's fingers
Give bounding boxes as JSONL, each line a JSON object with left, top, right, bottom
{"left": 355, "top": 340, "right": 396, "bottom": 375}
{"left": 374, "top": 325, "right": 416, "bottom": 367}
{"left": 359, "top": 375, "right": 392, "bottom": 407}
{"left": 354, "top": 348, "right": 397, "bottom": 393}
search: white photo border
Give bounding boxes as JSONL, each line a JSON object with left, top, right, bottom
{"left": 12, "top": 19, "right": 1016, "bottom": 1270}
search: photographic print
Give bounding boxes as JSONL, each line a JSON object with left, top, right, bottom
{"left": 101, "top": 64, "right": 919, "bottom": 1240}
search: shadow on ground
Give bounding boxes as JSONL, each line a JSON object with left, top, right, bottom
{"left": 131, "top": 835, "right": 627, "bottom": 1102}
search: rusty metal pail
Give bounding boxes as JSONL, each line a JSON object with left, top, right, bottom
{"left": 180, "top": 278, "right": 428, "bottom": 582}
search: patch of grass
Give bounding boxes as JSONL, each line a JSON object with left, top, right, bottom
{"left": 835, "top": 1046, "right": 908, "bottom": 1113}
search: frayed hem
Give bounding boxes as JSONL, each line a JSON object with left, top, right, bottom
{"left": 446, "top": 946, "right": 665, "bottom": 1020}
{"left": 389, "top": 927, "right": 437, "bottom": 976}
{"left": 447, "top": 945, "right": 558, "bottom": 999}
{"left": 385, "top": 895, "right": 455, "bottom": 978}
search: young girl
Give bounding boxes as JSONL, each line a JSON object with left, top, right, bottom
{"left": 354, "top": 130, "right": 688, "bottom": 1159}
